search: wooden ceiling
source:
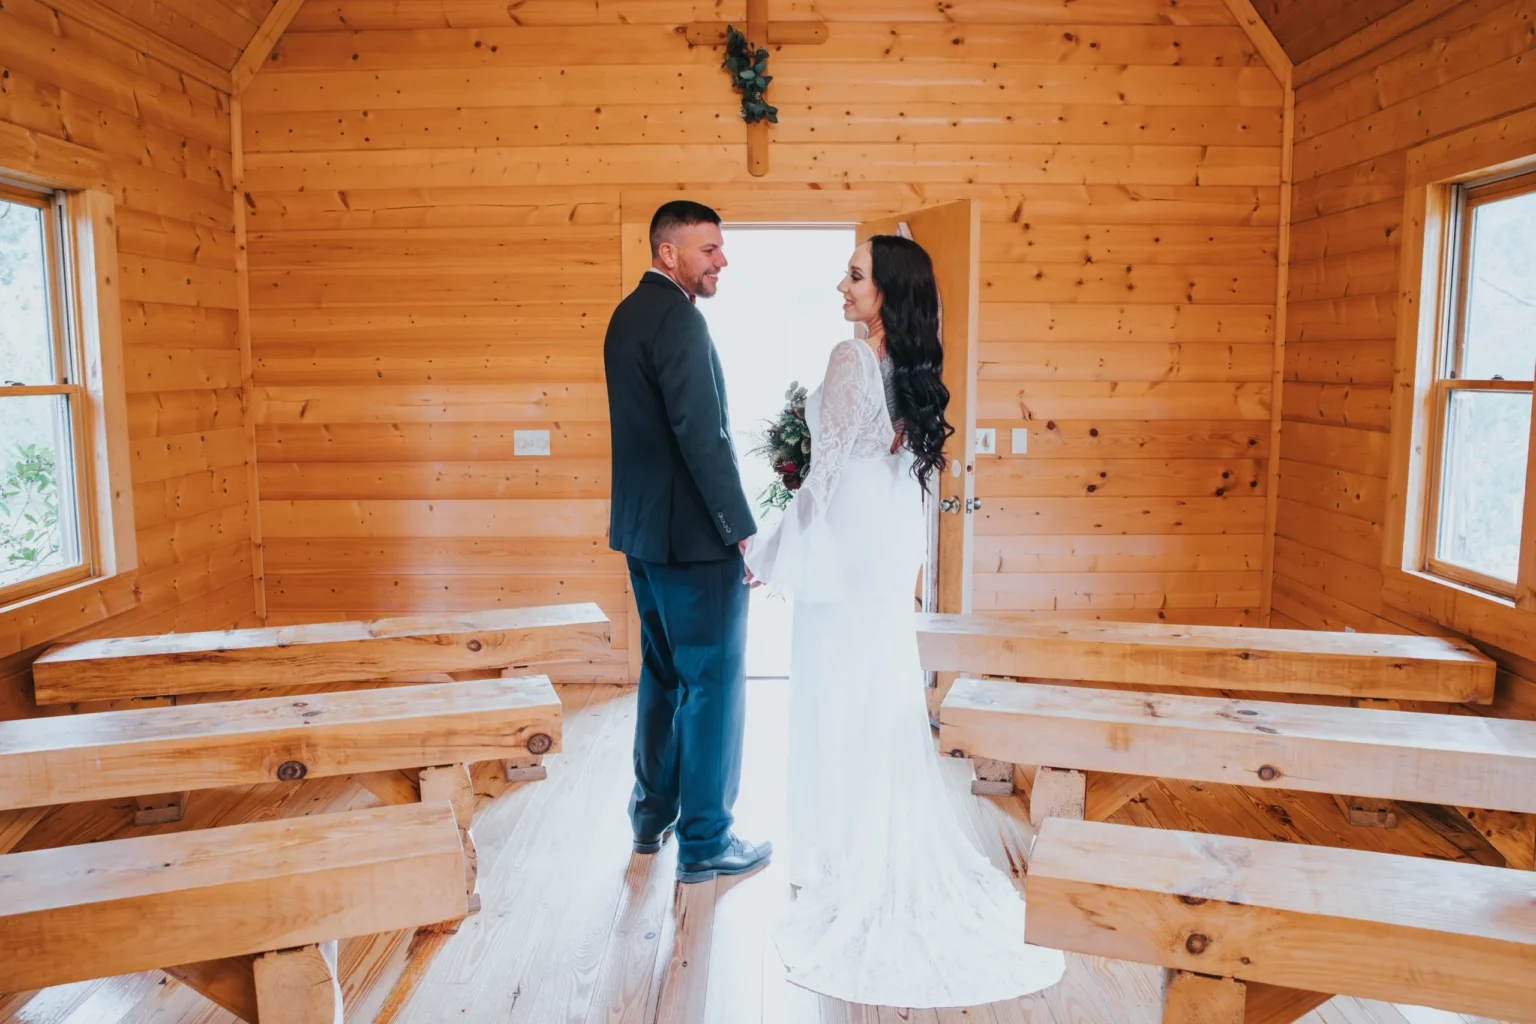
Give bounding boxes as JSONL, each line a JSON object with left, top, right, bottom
{"left": 1251, "top": 0, "right": 1427, "bottom": 64}
{"left": 78, "top": 0, "right": 1444, "bottom": 91}
{"left": 94, "top": 0, "right": 279, "bottom": 70}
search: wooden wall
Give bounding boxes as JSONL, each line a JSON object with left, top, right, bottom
{"left": 1272, "top": 0, "right": 1536, "bottom": 716}
{"left": 242, "top": 0, "right": 1283, "bottom": 670}
{"left": 0, "top": 0, "right": 259, "bottom": 717}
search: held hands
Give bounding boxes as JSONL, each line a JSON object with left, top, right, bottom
{"left": 740, "top": 539, "right": 762, "bottom": 588}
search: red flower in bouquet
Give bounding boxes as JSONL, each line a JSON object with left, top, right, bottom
{"left": 750, "top": 382, "right": 811, "bottom": 512}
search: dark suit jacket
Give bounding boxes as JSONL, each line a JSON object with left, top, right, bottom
{"left": 604, "top": 273, "right": 757, "bottom": 563}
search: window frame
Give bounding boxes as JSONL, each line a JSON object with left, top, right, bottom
{"left": 0, "top": 125, "right": 138, "bottom": 646}
{"left": 1422, "top": 171, "right": 1536, "bottom": 598}
{"left": 1384, "top": 109, "right": 1536, "bottom": 660}
{"left": 0, "top": 181, "right": 96, "bottom": 605}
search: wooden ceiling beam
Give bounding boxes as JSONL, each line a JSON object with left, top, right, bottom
{"left": 1219, "top": 0, "right": 1294, "bottom": 88}
{"left": 232, "top": 0, "right": 306, "bottom": 94}
{"left": 43, "top": 0, "right": 233, "bottom": 93}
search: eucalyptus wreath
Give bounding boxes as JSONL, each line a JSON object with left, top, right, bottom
{"left": 722, "top": 25, "right": 777, "bottom": 125}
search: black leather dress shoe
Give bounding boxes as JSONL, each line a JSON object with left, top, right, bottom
{"left": 632, "top": 821, "right": 677, "bottom": 855}
{"left": 676, "top": 835, "right": 773, "bottom": 883}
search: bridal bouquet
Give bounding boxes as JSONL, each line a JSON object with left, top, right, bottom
{"left": 750, "top": 382, "right": 810, "bottom": 513}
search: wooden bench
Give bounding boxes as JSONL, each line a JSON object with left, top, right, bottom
{"left": 917, "top": 613, "right": 1496, "bottom": 703}
{"left": 939, "top": 677, "right": 1536, "bottom": 869}
{"left": 1, "top": 673, "right": 561, "bottom": 847}
{"left": 1026, "top": 817, "right": 1536, "bottom": 1022}
{"left": 919, "top": 612, "right": 1498, "bottom": 801}
{"left": 941, "top": 676, "right": 1536, "bottom": 813}
{"left": 30, "top": 603, "right": 610, "bottom": 704}
{"left": 1, "top": 803, "right": 468, "bottom": 1022}
{"left": 0, "top": 674, "right": 560, "bottom": 812}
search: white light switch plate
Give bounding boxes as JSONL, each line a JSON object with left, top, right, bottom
{"left": 975, "top": 428, "right": 996, "bottom": 455}
{"left": 1011, "top": 428, "right": 1029, "bottom": 455}
{"left": 514, "top": 429, "right": 551, "bottom": 456}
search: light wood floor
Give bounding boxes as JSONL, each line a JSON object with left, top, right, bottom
{"left": 0, "top": 681, "right": 1524, "bottom": 1024}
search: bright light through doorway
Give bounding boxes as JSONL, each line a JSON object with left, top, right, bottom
{"left": 698, "top": 225, "right": 857, "bottom": 678}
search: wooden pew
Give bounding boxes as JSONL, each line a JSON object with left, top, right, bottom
{"left": 939, "top": 677, "right": 1536, "bottom": 821}
{"left": 0, "top": 675, "right": 561, "bottom": 812}
{"left": 917, "top": 613, "right": 1496, "bottom": 703}
{"left": 30, "top": 603, "right": 609, "bottom": 704}
{"left": 1026, "top": 818, "right": 1536, "bottom": 1022}
{"left": 920, "top": 612, "right": 1498, "bottom": 800}
{"left": 0, "top": 803, "right": 468, "bottom": 1021}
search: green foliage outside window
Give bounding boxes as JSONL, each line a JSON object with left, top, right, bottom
{"left": 0, "top": 443, "right": 62, "bottom": 574}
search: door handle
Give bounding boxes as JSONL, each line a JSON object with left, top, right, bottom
{"left": 966, "top": 498, "right": 982, "bottom": 513}
{"left": 938, "top": 497, "right": 961, "bottom": 514}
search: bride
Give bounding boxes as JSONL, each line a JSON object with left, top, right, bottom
{"left": 743, "top": 235, "right": 1066, "bottom": 1008}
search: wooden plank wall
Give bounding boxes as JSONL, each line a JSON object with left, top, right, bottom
{"left": 0, "top": 0, "right": 259, "bottom": 718}
{"left": 243, "top": 0, "right": 1284, "bottom": 667}
{"left": 1273, "top": 0, "right": 1536, "bottom": 719}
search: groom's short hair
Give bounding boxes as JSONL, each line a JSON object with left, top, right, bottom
{"left": 649, "top": 200, "right": 722, "bottom": 257}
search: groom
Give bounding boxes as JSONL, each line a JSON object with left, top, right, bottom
{"left": 603, "top": 200, "right": 773, "bottom": 883}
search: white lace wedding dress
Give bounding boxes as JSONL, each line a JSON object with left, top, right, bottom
{"left": 744, "top": 338, "right": 1065, "bottom": 1008}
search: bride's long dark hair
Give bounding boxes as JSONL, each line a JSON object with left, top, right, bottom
{"left": 870, "top": 234, "right": 954, "bottom": 494}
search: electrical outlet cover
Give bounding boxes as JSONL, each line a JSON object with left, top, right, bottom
{"left": 1011, "top": 428, "right": 1029, "bottom": 455}
{"left": 975, "top": 428, "right": 996, "bottom": 455}
{"left": 513, "top": 429, "right": 551, "bottom": 456}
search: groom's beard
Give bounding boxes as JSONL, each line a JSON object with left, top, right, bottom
{"left": 690, "top": 269, "right": 720, "bottom": 298}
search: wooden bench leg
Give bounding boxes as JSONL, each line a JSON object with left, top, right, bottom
{"left": 1085, "top": 772, "right": 1151, "bottom": 821}
{"left": 419, "top": 764, "right": 480, "bottom": 915}
{"left": 1333, "top": 793, "right": 1397, "bottom": 829}
{"left": 1335, "top": 698, "right": 1399, "bottom": 830}
{"left": 134, "top": 791, "right": 190, "bottom": 825}
{"left": 165, "top": 956, "right": 258, "bottom": 1021}
{"left": 971, "top": 757, "right": 1015, "bottom": 795}
{"left": 353, "top": 768, "right": 419, "bottom": 805}
{"left": 1243, "top": 981, "right": 1333, "bottom": 1024}
{"left": 1030, "top": 767, "right": 1086, "bottom": 828}
{"left": 254, "top": 941, "right": 342, "bottom": 1024}
{"left": 1163, "top": 970, "right": 1245, "bottom": 1024}
{"left": 502, "top": 755, "right": 546, "bottom": 782}
{"left": 1458, "top": 807, "right": 1536, "bottom": 870}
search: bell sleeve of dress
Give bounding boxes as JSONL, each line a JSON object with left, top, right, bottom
{"left": 745, "top": 340, "right": 880, "bottom": 601}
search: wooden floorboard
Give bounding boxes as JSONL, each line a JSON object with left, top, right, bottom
{"left": 1, "top": 680, "right": 1527, "bottom": 1024}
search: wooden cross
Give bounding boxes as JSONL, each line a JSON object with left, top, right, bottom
{"left": 684, "top": 0, "right": 829, "bottom": 177}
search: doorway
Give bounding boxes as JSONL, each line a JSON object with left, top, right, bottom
{"left": 698, "top": 225, "right": 857, "bottom": 678}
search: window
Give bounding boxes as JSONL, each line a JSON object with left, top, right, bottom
{"left": 1384, "top": 112, "right": 1536, "bottom": 658}
{"left": 0, "top": 184, "right": 91, "bottom": 604}
{"left": 0, "top": 146, "right": 135, "bottom": 636}
{"left": 1424, "top": 171, "right": 1536, "bottom": 597}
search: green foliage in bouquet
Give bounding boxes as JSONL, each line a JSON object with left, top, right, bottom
{"left": 722, "top": 25, "right": 778, "bottom": 125}
{"left": 750, "top": 382, "right": 810, "bottom": 513}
